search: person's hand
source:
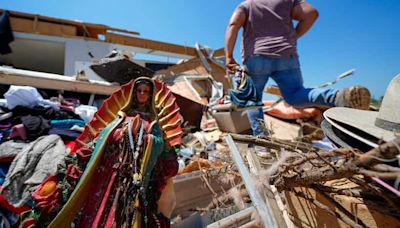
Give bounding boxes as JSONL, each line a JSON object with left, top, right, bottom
{"left": 226, "top": 57, "right": 239, "bottom": 74}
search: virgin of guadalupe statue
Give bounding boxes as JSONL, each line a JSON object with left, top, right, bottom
{"left": 21, "top": 77, "right": 183, "bottom": 228}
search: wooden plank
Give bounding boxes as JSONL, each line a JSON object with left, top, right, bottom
{"left": 225, "top": 135, "right": 278, "bottom": 228}
{"left": 173, "top": 171, "right": 231, "bottom": 218}
{"left": 284, "top": 185, "right": 400, "bottom": 228}
{"left": 213, "top": 47, "right": 225, "bottom": 57}
{"left": 10, "top": 17, "right": 77, "bottom": 37}
{"left": 156, "top": 57, "right": 231, "bottom": 91}
{"left": 167, "top": 81, "right": 206, "bottom": 105}
{"left": 156, "top": 58, "right": 207, "bottom": 75}
{"left": 106, "top": 32, "right": 197, "bottom": 57}
{"left": 1, "top": 9, "right": 139, "bottom": 36}
{"left": 264, "top": 86, "right": 281, "bottom": 96}
{"left": 36, "top": 19, "right": 77, "bottom": 37}
{"left": 246, "top": 149, "right": 261, "bottom": 176}
{"left": 264, "top": 114, "right": 300, "bottom": 141}
{"left": 0, "top": 67, "right": 119, "bottom": 95}
{"left": 8, "top": 17, "right": 34, "bottom": 33}
{"left": 238, "top": 220, "right": 259, "bottom": 228}
{"left": 3, "top": 10, "right": 223, "bottom": 59}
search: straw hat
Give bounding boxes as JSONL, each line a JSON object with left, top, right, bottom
{"left": 321, "top": 119, "right": 376, "bottom": 151}
{"left": 321, "top": 120, "right": 351, "bottom": 149}
{"left": 323, "top": 74, "right": 400, "bottom": 148}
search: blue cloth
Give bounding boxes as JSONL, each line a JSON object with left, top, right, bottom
{"left": 0, "top": 129, "right": 11, "bottom": 143}
{"left": 0, "top": 209, "right": 19, "bottom": 226}
{"left": 245, "top": 55, "right": 338, "bottom": 136}
{"left": 48, "top": 129, "right": 81, "bottom": 140}
{"left": 0, "top": 163, "right": 10, "bottom": 185}
{"left": 50, "top": 119, "right": 86, "bottom": 129}
{"left": 229, "top": 75, "right": 263, "bottom": 108}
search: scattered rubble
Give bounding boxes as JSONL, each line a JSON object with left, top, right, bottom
{"left": 0, "top": 9, "right": 398, "bottom": 228}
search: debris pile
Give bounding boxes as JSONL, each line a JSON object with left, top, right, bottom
{"left": 0, "top": 9, "right": 398, "bottom": 227}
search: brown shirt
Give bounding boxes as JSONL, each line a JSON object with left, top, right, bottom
{"left": 236, "top": 0, "right": 304, "bottom": 62}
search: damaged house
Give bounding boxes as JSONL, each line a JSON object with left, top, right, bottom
{"left": 0, "top": 9, "right": 399, "bottom": 228}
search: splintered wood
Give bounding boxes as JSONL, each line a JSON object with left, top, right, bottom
{"left": 227, "top": 133, "right": 400, "bottom": 228}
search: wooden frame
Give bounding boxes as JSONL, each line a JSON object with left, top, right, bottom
{"left": 1, "top": 9, "right": 225, "bottom": 58}
{"left": 10, "top": 17, "right": 77, "bottom": 37}
{"left": 105, "top": 32, "right": 197, "bottom": 57}
{"left": 0, "top": 67, "right": 119, "bottom": 95}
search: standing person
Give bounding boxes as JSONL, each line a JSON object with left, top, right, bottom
{"left": 225, "top": 0, "right": 371, "bottom": 136}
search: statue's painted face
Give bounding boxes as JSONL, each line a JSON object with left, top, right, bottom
{"left": 136, "top": 83, "right": 151, "bottom": 105}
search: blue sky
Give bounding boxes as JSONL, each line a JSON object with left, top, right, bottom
{"left": 2, "top": 0, "right": 399, "bottom": 98}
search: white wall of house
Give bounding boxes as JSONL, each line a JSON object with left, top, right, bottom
{"left": 3, "top": 32, "right": 116, "bottom": 80}
{"left": 64, "top": 38, "right": 112, "bottom": 80}
{"left": 0, "top": 33, "right": 66, "bottom": 74}
{"left": 1, "top": 32, "right": 187, "bottom": 81}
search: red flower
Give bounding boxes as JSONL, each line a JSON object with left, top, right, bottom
{"left": 76, "top": 147, "right": 92, "bottom": 162}
{"left": 21, "top": 217, "right": 36, "bottom": 228}
{"left": 66, "top": 164, "right": 83, "bottom": 182}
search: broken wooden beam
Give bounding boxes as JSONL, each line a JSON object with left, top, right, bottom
{"left": 106, "top": 32, "right": 197, "bottom": 57}
{"left": 0, "top": 66, "right": 119, "bottom": 95}
{"left": 230, "top": 133, "right": 318, "bottom": 153}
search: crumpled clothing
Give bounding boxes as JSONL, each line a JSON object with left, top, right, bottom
{"left": 4, "top": 86, "right": 59, "bottom": 111}
{"left": 0, "top": 140, "right": 27, "bottom": 159}
{"left": 228, "top": 74, "right": 263, "bottom": 108}
{"left": 75, "top": 105, "right": 97, "bottom": 123}
{"left": 1, "top": 135, "right": 67, "bottom": 207}
{"left": 0, "top": 99, "right": 7, "bottom": 109}
{"left": 8, "top": 124, "right": 27, "bottom": 140}
{"left": 48, "top": 128, "right": 81, "bottom": 140}
{"left": 50, "top": 119, "right": 85, "bottom": 129}
{"left": 11, "top": 105, "right": 81, "bottom": 122}
{"left": 21, "top": 115, "right": 51, "bottom": 140}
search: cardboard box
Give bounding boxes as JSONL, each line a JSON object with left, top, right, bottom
{"left": 212, "top": 110, "right": 251, "bottom": 133}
